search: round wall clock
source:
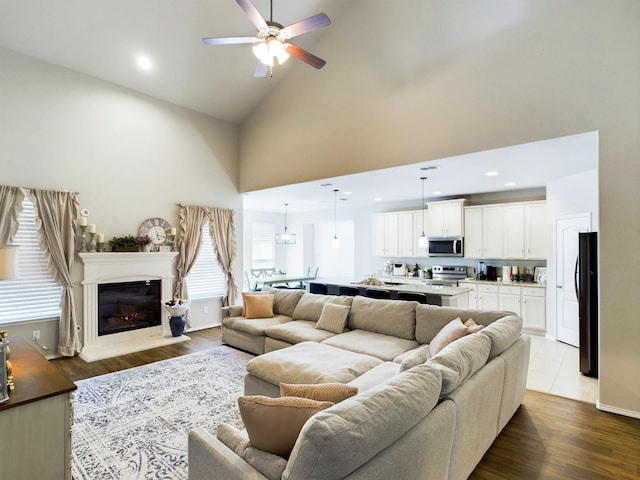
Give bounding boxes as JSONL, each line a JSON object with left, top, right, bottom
{"left": 138, "top": 217, "right": 172, "bottom": 245}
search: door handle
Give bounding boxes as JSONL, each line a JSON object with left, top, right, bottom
{"left": 556, "top": 285, "right": 562, "bottom": 289}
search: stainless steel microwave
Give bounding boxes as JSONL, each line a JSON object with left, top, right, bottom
{"left": 428, "top": 237, "right": 464, "bottom": 257}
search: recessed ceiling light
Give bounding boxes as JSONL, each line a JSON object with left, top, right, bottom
{"left": 505, "top": 182, "right": 516, "bottom": 187}
{"left": 374, "top": 197, "right": 382, "bottom": 202}
{"left": 320, "top": 183, "right": 334, "bottom": 187}
{"left": 343, "top": 191, "right": 352, "bottom": 195}
{"left": 485, "top": 171, "right": 499, "bottom": 176}
{"left": 136, "top": 55, "right": 153, "bottom": 71}
{"left": 419, "top": 165, "right": 440, "bottom": 171}
{"left": 432, "top": 191, "right": 442, "bottom": 195}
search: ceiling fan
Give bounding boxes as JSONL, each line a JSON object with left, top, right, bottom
{"left": 202, "top": 0, "right": 331, "bottom": 77}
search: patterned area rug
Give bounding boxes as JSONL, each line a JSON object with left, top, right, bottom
{"left": 72, "top": 346, "right": 253, "bottom": 480}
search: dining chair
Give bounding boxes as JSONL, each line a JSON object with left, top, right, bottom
{"left": 306, "top": 266, "right": 319, "bottom": 279}
{"left": 262, "top": 268, "right": 276, "bottom": 277}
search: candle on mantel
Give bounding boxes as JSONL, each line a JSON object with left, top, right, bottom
{"left": 78, "top": 217, "right": 87, "bottom": 227}
{"left": 87, "top": 224, "right": 96, "bottom": 234}
{"left": 170, "top": 227, "right": 176, "bottom": 236}
{"left": 97, "top": 233, "right": 104, "bottom": 243}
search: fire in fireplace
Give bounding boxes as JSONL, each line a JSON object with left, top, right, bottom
{"left": 97, "top": 280, "right": 161, "bottom": 336}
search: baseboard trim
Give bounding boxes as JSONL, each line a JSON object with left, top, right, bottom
{"left": 596, "top": 401, "right": 640, "bottom": 419}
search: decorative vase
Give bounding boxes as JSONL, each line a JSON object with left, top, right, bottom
{"left": 169, "top": 315, "right": 187, "bottom": 337}
{"left": 142, "top": 244, "right": 152, "bottom": 252}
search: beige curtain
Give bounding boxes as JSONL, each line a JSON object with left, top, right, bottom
{"left": 0, "top": 186, "right": 26, "bottom": 244}
{"left": 31, "top": 189, "right": 81, "bottom": 357}
{"left": 175, "top": 205, "right": 210, "bottom": 327}
{"left": 209, "top": 207, "right": 237, "bottom": 306}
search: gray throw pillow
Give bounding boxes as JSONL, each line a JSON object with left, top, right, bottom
{"left": 315, "top": 303, "right": 351, "bottom": 334}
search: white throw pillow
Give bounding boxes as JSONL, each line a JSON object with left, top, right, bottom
{"left": 315, "top": 303, "right": 351, "bottom": 334}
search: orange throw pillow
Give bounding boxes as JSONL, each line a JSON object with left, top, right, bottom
{"left": 242, "top": 292, "right": 274, "bottom": 319}
{"left": 280, "top": 383, "right": 358, "bottom": 403}
{"left": 464, "top": 318, "right": 484, "bottom": 334}
{"left": 429, "top": 317, "right": 469, "bottom": 355}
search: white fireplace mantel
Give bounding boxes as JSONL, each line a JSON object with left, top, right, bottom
{"left": 78, "top": 252, "right": 189, "bottom": 362}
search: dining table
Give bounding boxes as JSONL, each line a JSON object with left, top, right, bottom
{"left": 257, "top": 274, "right": 315, "bottom": 288}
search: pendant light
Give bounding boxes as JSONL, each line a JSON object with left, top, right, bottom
{"left": 418, "top": 177, "right": 428, "bottom": 248}
{"left": 332, "top": 189, "right": 340, "bottom": 248}
{"left": 275, "top": 203, "right": 296, "bottom": 244}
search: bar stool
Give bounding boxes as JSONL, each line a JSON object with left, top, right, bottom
{"left": 338, "top": 286, "right": 360, "bottom": 296}
{"left": 309, "top": 283, "right": 328, "bottom": 295}
{"left": 365, "top": 288, "right": 392, "bottom": 299}
{"left": 397, "top": 291, "right": 427, "bottom": 304}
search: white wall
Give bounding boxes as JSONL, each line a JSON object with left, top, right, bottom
{"left": 0, "top": 48, "right": 241, "bottom": 354}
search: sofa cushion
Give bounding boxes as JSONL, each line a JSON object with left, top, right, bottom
{"left": 280, "top": 383, "right": 358, "bottom": 403}
{"left": 479, "top": 314, "right": 523, "bottom": 359}
{"left": 263, "top": 288, "right": 305, "bottom": 317}
{"left": 242, "top": 292, "right": 274, "bottom": 319}
{"left": 415, "top": 304, "right": 512, "bottom": 344}
{"left": 347, "top": 296, "right": 418, "bottom": 340}
{"left": 347, "top": 362, "right": 400, "bottom": 392}
{"left": 217, "top": 423, "right": 289, "bottom": 480}
{"left": 232, "top": 315, "right": 293, "bottom": 336}
{"left": 429, "top": 317, "right": 469, "bottom": 355}
{"left": 322, "top": 330, "right": 419, "bottom": 361}
{"left": 292, "top": 293, "right": 353, "bottom": 321}
{"left": 429, "top": 332, "right": 492, "bottom": 398}
{"left": 246, "top": 341, "right": 382, "bottom": 385}
{"left": 283, "top": 362, "right": 443, "bottom": 480}
{"left": 315, "top": 303, "right": 351, "bottom": 334}
{"left": 398, "top": 343, "right": 432, "bottom": 372}
{"left": 265, "top": 320, "right": 336, "bottom": 344}
{"left": 238, "top": 395, "right": 333, "bottom": 458}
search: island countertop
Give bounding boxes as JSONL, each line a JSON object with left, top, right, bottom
{"left": 350, "top": 282, "right": 472, "bottom": 297}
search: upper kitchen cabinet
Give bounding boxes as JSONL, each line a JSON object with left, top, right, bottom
{"left": 372, "top": 213, "right": 399, "bottom": 257}
{"left": 504, "top": 201, "right": 548, "bottom": 260}
{"left": 372, "top": 211, "right": 427, "bottom": 258}
{"left": 427, "top": 199, "right": 465, "bottom": 237}
{"left": 464, "top": 205, "right": 505, "bottom": 259}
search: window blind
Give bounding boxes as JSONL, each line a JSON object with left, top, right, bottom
{"left": 0, "top": 198, "right": 62, "bottom": 324}
{"left": 184, "top": 223, "right": 226, "bottom": 300}
{"left": 252, "top": 222, "right": 275, "bottom": 269}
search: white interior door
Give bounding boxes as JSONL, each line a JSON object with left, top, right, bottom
{"left": 554, "top": 214, "right": 591, "bottom": 346}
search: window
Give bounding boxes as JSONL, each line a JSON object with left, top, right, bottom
{"left": 184, "top": 223, "right": 226, "bottom": 300}
{"left": 251, "top": 223, "right": 275, "bottom": 269}
{"left": 0, "top": 198, "right": 63, "bottom": 324}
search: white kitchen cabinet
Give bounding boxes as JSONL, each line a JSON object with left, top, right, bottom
{"left": 477, "top": 284, "right": 499, "bottom": 310}
{"left": 427, "top": 199, "right": 465, "bottom": 237}
{"left": 464, "top": 208, "right": 483, "bottom": 258}
{"left": 398, "top": 211, "right": 416, "bottom": 257}
{"left": 521, "top": 286, "right": 546, "bottom": 332}
{"left": 464, "top": 205, "right": 503, "bottom": 258}
{"left": 499, "top": 284, "right": 522, "bottom": 315}
{"left": 483, "top": 206, "right": 504, "bottom": 258}
{"left": 504, "top": 205, "right": 526, "bottom": 258}
{"left": 372, "top": 213, "right": 399, "bottom": 257}
{"left": 524, "top": 202, "right": 548, "bottom": 259}
{"left": 504, "top": 201, "right": 547, "bottom": 260}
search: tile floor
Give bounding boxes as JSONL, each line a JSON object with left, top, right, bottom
{"left": 526, "top": 334, "right": 598, "bottom": 404}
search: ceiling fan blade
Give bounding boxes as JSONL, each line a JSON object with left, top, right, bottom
{"left": 254, "top": 62, "right": 268, "bottom": 77}
{"left": 236, "top": 0, "right": 268, "bottom": 30}
{"left": 284, "top": 43, "right": 326, "bottom": 69}
{"left": 282, "top": 13, "right": 331, "bottom": 39}
{"left": 202, "top": 36, "right": 257, "bottom": 45}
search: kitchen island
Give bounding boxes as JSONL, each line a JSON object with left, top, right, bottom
{"left": 309, "top": 280, "right": 471, "bottom": 308}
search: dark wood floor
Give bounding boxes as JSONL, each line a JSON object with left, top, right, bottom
{"left": 52, "top": 328, "right": 640, "bottom": 479}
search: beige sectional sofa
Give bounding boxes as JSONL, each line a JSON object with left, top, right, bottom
{"left": 189, "top": 288, "right": 530, "bottom": 480}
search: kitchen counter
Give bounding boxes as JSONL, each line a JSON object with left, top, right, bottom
{"left": 309, "top": 280, "right": 471, "bottom": 308}
{"left": 458, "top": 278, "right": 546, "bottom": 288}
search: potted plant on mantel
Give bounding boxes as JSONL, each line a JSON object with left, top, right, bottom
{"left": 108, "top": 234, "right": 141, "bottom": 252}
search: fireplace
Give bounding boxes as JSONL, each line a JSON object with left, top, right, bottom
{"left": 79, "top": 252, "right": 189, "bottom": 362}
{"left": 98, "top": 280, "right": 161, "bottom": 336}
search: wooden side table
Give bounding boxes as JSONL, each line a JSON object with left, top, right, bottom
{"left": 0, "top": 337, "right": 76, "bottom": 480}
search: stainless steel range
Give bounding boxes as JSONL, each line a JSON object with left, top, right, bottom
{"left": 425, "top": 265, "right": 467, "bottom": 286}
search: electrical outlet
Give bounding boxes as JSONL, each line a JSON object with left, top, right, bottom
{"left": 33, "top": 330, "right": 40, "bottom": 341}
{"left": 203, "top": 305, "right": 209, "bottom": 313}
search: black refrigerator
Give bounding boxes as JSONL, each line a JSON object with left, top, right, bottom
{"left": 577, "top": 232, "right": 598, "bottom": 377}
